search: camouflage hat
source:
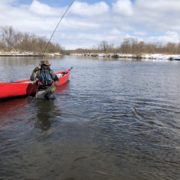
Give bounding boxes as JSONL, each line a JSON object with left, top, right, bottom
{"left": 40, "top": 60, "right": 51, "bottom": 66}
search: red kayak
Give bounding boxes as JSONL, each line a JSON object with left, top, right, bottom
{"left": 0, "top": 68, "right": 72, "bottom": 100}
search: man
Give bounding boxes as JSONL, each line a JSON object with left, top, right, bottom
{"left": 30, "top": 60, "right": 59, "bottom": 99}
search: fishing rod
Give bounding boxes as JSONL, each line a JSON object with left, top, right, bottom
{"left": 27, "top": 1, "right": 75, "bottom": 98}
{"left": 42, "top": 0, "right": 75, "bottom": 56}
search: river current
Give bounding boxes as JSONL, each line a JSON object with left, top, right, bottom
{"left": 0, "top": 56, "right": 180, "bottom": 180}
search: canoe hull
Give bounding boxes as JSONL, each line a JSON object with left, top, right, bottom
{"left": 0, "top": 68, "right": 71, "bottom": 100}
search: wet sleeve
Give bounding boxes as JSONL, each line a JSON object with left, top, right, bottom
{"left": 30, "top": 67, "right": 39, "bottom": 81}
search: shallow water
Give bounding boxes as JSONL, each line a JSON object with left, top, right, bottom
{"left": 0, "top": 56, "right": 180, "bottom": 180}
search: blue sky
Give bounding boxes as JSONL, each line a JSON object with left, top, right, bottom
{"left": 0, "top": 0, "right": 180, "bottom": 49}
{"left": 14, "top": 0, "right": 136, "bottom": 7}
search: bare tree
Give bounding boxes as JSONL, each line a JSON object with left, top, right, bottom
{"left": 1, "top": 26, "right": 17, "bottom": 50}
{"left": 0, "top": 26, "right": 63, "bottom": 53}
{"left": 98, "top": 41, "right": 114, "bottom": 53}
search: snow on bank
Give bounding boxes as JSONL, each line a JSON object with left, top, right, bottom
{"left": 71, "top": 53, "right": 180, "bottom": 61}
{"left": 1, "top": 51, "right": 180, "bottom": 61}
{"left": 0, "top": 51, "right": 62, "bottom": 57}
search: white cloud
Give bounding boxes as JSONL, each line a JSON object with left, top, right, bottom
{"left": 61, "top": 19, "right": 100, "bottom": 30}
{"left": 71, "top": 1, "right": 109, "bottom": 17}
{"left": 133, "top": 0, "right": 180, "bottom": 28}
{"left": 29, "top": 0, "right": 63, "bottom": 16}
{"left": 113, "top": 0, "right": 133, "bottom": 16}
{"left": 0, "top": 0, "right": 180, "bottom": 49}
{"left": 136, "top": 0, "right": 180, "bottom": 12}
{"left": 148, "top": 31, "right": 180, "bottom": 44}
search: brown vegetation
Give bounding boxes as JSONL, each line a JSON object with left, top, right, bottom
{"left": 67, "top": 38, "right": 180, "bottom": 55}
{"left": 0, "top": 26, "right": 63, "bottom": 53}
{"left": 1, "top": 27, "right": 179, "bottom": 56}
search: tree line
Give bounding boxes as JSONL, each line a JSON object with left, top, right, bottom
{"left": 1, "top": 27, "right": 179, "bottom": 55}
{"left": 68, "top": 39, "right": 180, "bottom": 55}
{"left": 0, "top": 26, "right": 63, "bottom": 53}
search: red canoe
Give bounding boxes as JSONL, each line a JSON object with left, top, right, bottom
{"left": 0, "top": 68, "right": 72, "bottom": 100}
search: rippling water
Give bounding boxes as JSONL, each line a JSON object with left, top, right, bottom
{"left": 0, "top": 56, "right": 180, "bottom": 180}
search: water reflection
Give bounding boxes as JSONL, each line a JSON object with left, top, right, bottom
{"left": 0, "top": 56, "right": 180, "bottom": 180}
{"left": 34, "top": 100, "right": 60, "bottom": 131}
{"left": 56, "top": 82, "right": 70, "bottom": 94}
{"left": 0, "top": 56, "right": 64, "bottom": 66}
{"left": 0, "top": 98, "right": 28, "bottom": 126}
{"left": 0, "top": 56, "right": 40, "bottom": 66}
{"left": 0, "top": 56, "right": 65, "bottom": 82}
{"left": 33, "top": 83, "right": 69, "bottom": 131}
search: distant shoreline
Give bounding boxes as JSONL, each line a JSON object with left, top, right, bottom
{"left": 1, "top": 51, "right": 180, "bottom": 61}
{"left": 0, "top": 51, "right": 62, "bottom": 57}
{"left": 70, "top": 53, "right": 180, "bottom": 61}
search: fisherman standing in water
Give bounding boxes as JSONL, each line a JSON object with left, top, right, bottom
{"left": 30, "top": 60, "right": 59, "bottom": 99}
{"left": 30, "top": 0, "right": 75, "bottom": 99}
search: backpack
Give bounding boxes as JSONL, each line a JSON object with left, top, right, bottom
{"left": 38, "top": 68, "right": 53, "bottom": 86}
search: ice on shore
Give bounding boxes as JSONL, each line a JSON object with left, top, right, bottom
{"left": 0, "top": 51, "right": 62, "bottom": 57}
{"left": 71, "top": 53, "right": 180, "bottom": 61}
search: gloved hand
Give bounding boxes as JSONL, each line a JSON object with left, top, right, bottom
{"left": 50, "top": 85, "right": 56, "bottom": 93}
{"left": 50, "top": 81, "right": 58, "bottom": 93}
{"left": 54, "top": 81, "right": 58, "bottom": 86}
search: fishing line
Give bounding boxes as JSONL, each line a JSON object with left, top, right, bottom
{"left": 28, "top": 0, "right": 75, "bottom": 98}
{"left": 42, "top": 0, "right": 75, "bottom": 55}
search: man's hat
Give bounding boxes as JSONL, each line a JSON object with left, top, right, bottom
{"left": 40, "top": 60, "right": 51, "bottom": 66}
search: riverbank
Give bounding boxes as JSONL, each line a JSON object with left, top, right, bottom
{"left": 0, "top": 51, "right": 62, "bottom": 57}
{"left": 1, "top": 51, "right": 180, "bottom": 61}
{"left": 70, "top": 53, "right": 180, "bottom": 61}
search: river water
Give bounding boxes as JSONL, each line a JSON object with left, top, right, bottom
{"left": 0, "top": 56, "right": 180, "bottom": 180}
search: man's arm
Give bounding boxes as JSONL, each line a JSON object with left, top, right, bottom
{"left": 30, "top": 67, "right": 40, "bottom": 81}
{"left": 49, "top": 70, "right": 59, "bottom": 93}
{"left": 50, "top": 70, "right": 59, "bottom": 81}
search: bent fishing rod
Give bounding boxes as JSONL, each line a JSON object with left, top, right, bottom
{"left": 42, "top": 0, "right": 75, "bottom": 56}
{"left": 28, "top": 1, "right": 75, "bottom": 97}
